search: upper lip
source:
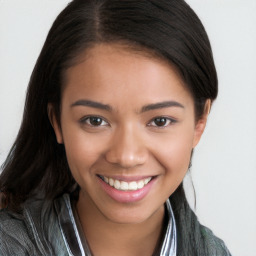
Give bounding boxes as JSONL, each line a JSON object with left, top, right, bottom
{"left": 97, "top": 174, "right": 156, "bottom": 182}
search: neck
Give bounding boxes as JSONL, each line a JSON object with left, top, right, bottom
{"left": 76, "top": 191, "right": 165, "bottom": 256}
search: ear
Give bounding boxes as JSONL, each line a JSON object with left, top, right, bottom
{"left": 192, "top": 99, "right": 211, "bottom": 148}
{"left": 47, "top": 103, "right": 63, "bottom": 144}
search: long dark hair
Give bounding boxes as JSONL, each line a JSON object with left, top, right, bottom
{"left": 0, "top": 0, "right": 218, "bottom": 255}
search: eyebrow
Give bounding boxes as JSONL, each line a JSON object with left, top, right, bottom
{"left": 141, "top": 101, "right": 184, "bottom": 113}
{"left": 71, "top": 99, "right": 112, "bottom": 111}
{"left": 71, "top": 99, "right": 184, "bottom": 113}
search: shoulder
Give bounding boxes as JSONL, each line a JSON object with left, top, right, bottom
{"left": 200, "top": 225, "right": 232, "bottom": 256}
{"left": 0, "top": 195, "right": 62, "bottom": 255}
{"left": 0, "top": 207, "right": 39, "bottom": 255}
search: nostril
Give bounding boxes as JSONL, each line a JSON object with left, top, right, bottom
{"left": 105, "top": 151, "right": 146, "bottom": 168}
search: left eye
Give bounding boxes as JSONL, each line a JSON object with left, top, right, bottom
{"left": 81, "top": 116, "right": 108, "bottom": 127}
{"left": 148, "top": 117, "right": 175, "bottom": 127}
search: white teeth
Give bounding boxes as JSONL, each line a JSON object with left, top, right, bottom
{"left": 144, "top": 178, "right": 151, "bottom": 184}
{"left": 137, "top": 180, "right": 144, "bottom": 189}
{"left": 120, "top": 181, "right": 129, "bottom": 191}
{"left": 101, "top": 176, "right": 153, "bottom": 191}
{"left": 109, "top": 178, "right": 114, "bottom": 186}
{"left": 129, "top": 181, "right": 138, "bottom": 190}
{"left": 114, "top": 180, "right": 121, "bottom": 190}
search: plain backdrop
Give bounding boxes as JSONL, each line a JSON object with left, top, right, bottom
{"left": 0, "top": 1, "right": 256, "bottom": 255}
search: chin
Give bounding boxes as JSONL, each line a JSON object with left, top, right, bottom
{"left": 98, "top": 202, "right": 164, "bottom": 225}
{"left": 103, "top": 210, "right": 151, "bottom": 225}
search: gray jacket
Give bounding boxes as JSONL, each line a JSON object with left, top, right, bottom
{"left": 0, "top": 194, "right": 231, "bottom": 256}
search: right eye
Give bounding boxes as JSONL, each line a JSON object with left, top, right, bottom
{"left": 80, "top": 116, "right": 109, "bottom": 127}
{"left": 147, "top": 116, "right": 177, "bottom": 128}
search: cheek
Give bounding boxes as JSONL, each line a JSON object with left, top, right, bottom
{"left": 152, "top": 129, "right": 194, "bottom": 178}
{"left": 158, "top": 141, "right": 192, "bottom": 170}
{"left": 61, "top": 127, "right": 106, "bottom": 176}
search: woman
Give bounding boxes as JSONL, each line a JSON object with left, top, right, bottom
{"left": 0, "top": 0, "right": 232, "bottom": 255}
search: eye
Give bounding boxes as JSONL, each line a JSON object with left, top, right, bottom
{"left": 148, "top": 117, "right": 176, "bottom": 127}
{"left": 80, "top": 116, "right": 108, "bottom": 127}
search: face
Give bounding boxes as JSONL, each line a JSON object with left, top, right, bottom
{"left": 51, "top": 43, "right": 208, "bottom": 224}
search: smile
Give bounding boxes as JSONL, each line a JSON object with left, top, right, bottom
{"left": 98, "top": 175, "right": 152, "bottom": 191}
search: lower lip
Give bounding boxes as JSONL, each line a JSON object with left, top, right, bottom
{"left": 98, "top": 177, "right": 156, "bottom": 203}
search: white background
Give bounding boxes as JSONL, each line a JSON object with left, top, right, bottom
{"left": 0, "top": 1, "right": 255, "bottom": 255}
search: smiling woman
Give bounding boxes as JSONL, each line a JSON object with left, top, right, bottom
{"left": 0, "top": 0, "right": 231, "bottom": 256}
{"left": 50, "top": 44, "right": 200, "bottom": 228}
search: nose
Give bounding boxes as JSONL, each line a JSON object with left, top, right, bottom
{"left": 105, "top": 125, "right": 148, "bottom": 168}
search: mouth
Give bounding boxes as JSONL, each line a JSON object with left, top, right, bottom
{"left": 97, "top": 175, "right": 154, "bottom": 191}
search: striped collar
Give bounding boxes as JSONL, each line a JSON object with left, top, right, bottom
{"left": 54, "top": 194, "right": 177, "bottom": 256}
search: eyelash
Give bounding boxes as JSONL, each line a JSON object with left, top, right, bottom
{"left": 80, "top": 115, "right": 177, "bottom": 128}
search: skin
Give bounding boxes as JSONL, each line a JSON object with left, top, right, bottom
{"left": 50, "top": 43, "right": 210, "bottom": 256}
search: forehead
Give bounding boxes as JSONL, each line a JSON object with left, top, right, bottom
{"left": 62, "top": 43, "right": 193, "bottom": 108}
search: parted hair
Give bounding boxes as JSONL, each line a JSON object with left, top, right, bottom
{"left": 0, "top": 0, "right": 218, "bottom": 255}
